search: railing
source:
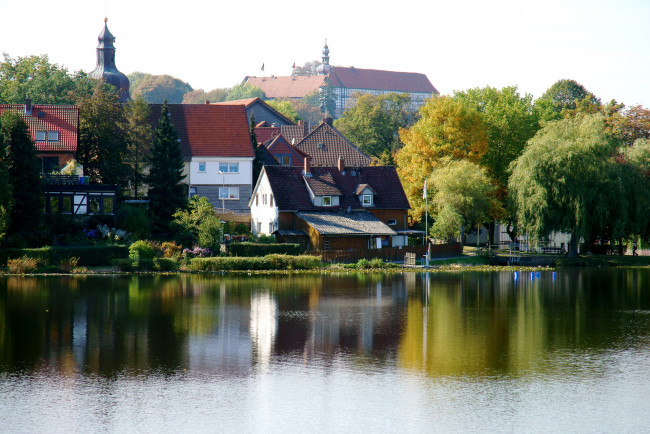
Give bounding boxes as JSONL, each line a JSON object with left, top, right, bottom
{"left": 309, "top": 243, "right": 461, "bottom": 264}
{"left": 43, "top": 175, "right": 83, "bottom": 185}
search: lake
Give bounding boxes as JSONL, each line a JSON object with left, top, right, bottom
{"left": 1, "top": 270, "right": 650, "bottom": 432}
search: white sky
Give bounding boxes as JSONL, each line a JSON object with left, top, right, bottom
{"left": 1, "top": 0, "right": 649, "bottom": 107}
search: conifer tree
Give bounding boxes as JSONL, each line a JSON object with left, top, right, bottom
{"left": 0, "top": 110, "right": 42, "bottom": 237}
{"left": 0, "top": 119, "right": 13, "bottom": 244}
{"left": 146, "top": 101, "right": 186, "bottom": 231}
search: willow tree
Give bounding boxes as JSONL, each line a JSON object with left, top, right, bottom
{"left": 508, "top": 114, "right": 630, "bottom": 257}
{"left": 396, "top": 96, "right": 488, "bottom": 221}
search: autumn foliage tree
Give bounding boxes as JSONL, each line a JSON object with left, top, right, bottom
{"left": 396, "top": 96, "right": 488, "bottom": 221}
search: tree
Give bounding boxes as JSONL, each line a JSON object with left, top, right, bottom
{"left": 429, "top": 159, "right": 503, "bottom": 245}
{"left": 266, "top": 99, "right": 301, "bottom": 123}
{"left": 536, "top": 79, "right": 601, "bottom": 122}
{"left": 396, "top": 96, "right": 488, "bottom": 221}
{"left": 292, "top": 60, "right": 321, "bottom": 77}
{"left": 0, "top": 54, "right": 80, "bottom": 104}
{"left": 146, "top": 101, "right": 187, "bottom": 231}
{"left": 75, "top": 82, "right": 128, "bottom": 186}
{"left": 0, "top": 110, "right": 42, "bottom": 236}
{"left": 172, "top": 195, "right": 222, "bottom": 251}
{"left": 182, "top": 88, "right": 230, "bottom": 104}
{"left": 0, "top": 120, "right": 12, "bottom": 245}
{"left": 128, "top": 72, "right": 193, "bottom": 103}
{"left": 122, "top": 97, "right": 152, "bottom": 197}
{"left": 334, "top": 92, "right": 414, "bottom": 161}
{"left": 508, "top": 114, "right": 627, "bottom": 257}
{"left": 292, "top": 99, "right": 323, "bottom": 124}
{"left": 607, "top": 104, "right": 650, "bottom": 146}
{"left": 226, "top": 84, "right": 266, "bottom": 101}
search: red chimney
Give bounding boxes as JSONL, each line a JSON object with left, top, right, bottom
{"left": 338, "top": 156, "right": 345, "bottom": 172}
{"left": 304, "top": 156, "right": 312, "bottom": 176}
{"left": 205, "top": 100, "right": 210, "bottom": 104}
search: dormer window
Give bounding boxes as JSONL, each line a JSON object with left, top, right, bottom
{"left": 362, "top": 194, "right": 373, "bottom": 206}
{"left": 322, "top": 196, "right": 332, "bottom": 206}
{"left": 48, "top": 131, "right": 59, "bottom": 142}
{"left": 35, "top": 131, "right": 46, "bottom": 142}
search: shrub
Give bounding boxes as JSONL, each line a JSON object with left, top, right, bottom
{"left": 235, "top": 223, "right": 250, "bottom": 235}
{"left": 368, "top": 258, "right": 385, "bottom": 268}
{"left": 112, "top": 258, "right": 132, "bottom": 272}
{"left": 197, "top": 217, "right": 222, "bottom": 253}
{"left": 7, "top": 256, "right": 39, "bottom": 274}
{"left": 129, "top": 240, "right": 155, "bottom": 268}
{"left": 187, "top": 254, "right": 321, "bottom": 271}
{"left": 161, "top": 241, "right": 182, "bottom": 258}
{"left": 58, "top": 257, "right": 80, "bottom": 273}
{"left": 182, "top": 246, "right": 212, "bottom": 259}
{"left": 116, "top": 206, "right": 150, "bottom": 240}
{"left": 0, "top": 245, "right": 128, "bottom": 267}
{"left": 154, "top": 257, "right": 180, "bottom": 271}
{"left": 228, "top": 242, "right": 300, "bottom": 257}
{"left": 255, "top": 234, "right": 275, "bottom": 244}
{"left": 356, "top": 258, "right": 370, "bottom": 269}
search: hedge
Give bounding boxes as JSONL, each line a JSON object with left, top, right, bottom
{"left": 227, "top": 242, "right": 301, "bottom": 257}
{"left": 0, "top": 245, "right": 129, "bottom": 267}
{"left": 189, "top": 254, "right": 322, "bottom": 271}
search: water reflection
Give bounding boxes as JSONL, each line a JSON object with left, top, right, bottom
{"left": 1, "top": 271, "right": 650, "bottom": 379}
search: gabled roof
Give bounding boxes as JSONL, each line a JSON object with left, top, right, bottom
{"left": 329, "top": 66, "right": 438, "bottom": 94}
{"left": 304, "top": 172, "right": 342, "bottom": 196}
{"left": 294, "top": 122, "right": 372, "bottom": 167}
{"left": 355, "top": 184, "right": 375, "bottom": 195}
{"left": 243, "top": 75, "right": 326, "bottom": 99}
{"left": 265, "top": 134, "right": 309, "bottom": 167}
{"left": 148, "top": 104, "right": 254, "bottom": 158}
{"left": 280, "top": 124, "right": 314, "bottom": 144}
{"left": 254, "top": 126, "right": 280, "bottom": 144}
{"left": 213, "top": 97, "right": 295, "bottom": 126}
{"left": 0, "top": 104, "right": 78, "bottom": 152}
{"left": 258, "top": 144, "right": 280, "bottom": 166}
{"left": 260, "top": 165, "right": 409, "bottom": 211}
{"left": 296, "top": 211, "right": 396, "bottom": 236}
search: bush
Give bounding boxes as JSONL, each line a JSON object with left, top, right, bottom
{"left": 112, "top": 258, "right": 132, "bottom": 272}
{"left": 129, "top": 240, "right": 155, "bottom": 269}
{"left": 254, "top": 234, "right": 275, "bottom": 244}
{"left": 116, "top": 206, "right": 150, "bottom": 240}
{"left": 228, "top": 242, "right": 300, "bottom": 257}
{"left": 369, "top": 258, "right": 385, "bottom": 268}
{"left": 188, "top": 254, "right": 321, "bottom": 271}
{"left": 58, "top": 257, "right": 80, "bottom": 273}
{"left": 7, "top": 256, "right": 39, "bottom": 274}
{"left": 161, "top": 241, "right": 182, "bottom": 258}
{"left": 356, "top": 258, "right": 370, "bottom": 269}
{"left": 197, "top": 217, "right": 222, "bottom": 253}
{"left": 235, "top": 223, "right": 250, "bottom": 235}
{"left": 154, "top": 257, "right": 180, "bottom": 271}
{"left": 0, "top": 245, "right": 128, "bottom": 267}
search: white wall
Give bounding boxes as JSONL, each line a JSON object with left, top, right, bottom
{"left": 189, "top": 157, "right": 253, "bottom": 187}
{"left": 250, "top": 174, "right": 279, "bottom": 236}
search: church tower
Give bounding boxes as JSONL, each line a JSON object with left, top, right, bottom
{"left": 317, "top": 40, "right": 332, "bottom": 75}
{"left": 89, "top": 18, "right": 130, "bottom": 102}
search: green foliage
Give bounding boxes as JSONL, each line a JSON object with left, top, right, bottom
{"left": 161, "top": 241, "right": 182, "bottom": 258}
{"left": 197, "top": 217, "right": 223, "bottom": 253}
{"left": 226, "top": 84, "right": 266, "bottom": 101}
{"left": 253, "top": 234, "right": 275, "bottom": 244}
{"left": 0, "top": 245, "right": 128, "bottom": 267}
{"left": 0, "top": 54, "right": 79, "bottom": 104}
{"left": 267, "top": 99, "right": 301, "bottom": 122}
{"left": 122, "top": 97, "right": 152, "bottom": 197}
{"left": 75, "top": 82, "right": 128, "bottom": 186}
{"left": 129, "top": 240, "right": 156, "bottom": 262}
{"left": 146, "top": 101, "right": 187, "bottom": 231}
{"left": 0, "top": 121, "right": 12, "bottom": 245}
{"left": 188, "top": 254, "right": 321, "bottom": 271}
{"left": 0, "top": 110, "right": 42, "bottom": 235}
{"left": 182, "top": 88, "right": 230, "bottom": 104}
{"left": 153, "top": 257, "right": 180, "bottom": 271}
{"left": 292, "top": 60, "right": 321, "bottom": 77}
{"left": 396, "top": 96, "right": 488, "bottom": 222}
{"left": 536, "top": 79, "right": 601, "bottom": 122}
{"left": 171, "top": 195, "right": 219, "bottom": 247}
{"left": 235, "top": 223, "right": 250, "bottom": 235}
{"left": 430, "top": 206, "right": 463, "bottom": 240}
{"left": 115, "top": 205, "right": 150, "bottom": 240}
{"left": 228, "top": 242, "right": 300, "bottom": 257}
{"left": 508, "top": 114, "right": 634, "bottom": 256}
{"left": 7, "top": 255, "right": 39, "bottom": 274}
{"left": 335, "top": 92, "right": 414, "bottom": 160}
{"left": 128, "top": 72, "right": 193, "bottom": 103}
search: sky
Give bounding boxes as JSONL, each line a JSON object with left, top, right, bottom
{"left": 1, "top": 0, "right": 649, "bottom": 107}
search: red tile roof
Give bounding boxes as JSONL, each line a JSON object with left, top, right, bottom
{"left": 265, "top": 134, "right": 309, "bottom": 167}
{"left": 329, "top": 67, "right": 438, "bottom": 94}
{"left": 148, "top": 104, "right": 254, "bottom": 158}
{"left": 243, "top": 75, "right": 326, "bottom": 98}
{"left": 262, "top": 165, "right": 409, "bottom": 211}
{"left": 0, "top": 104, "right": 78, "bottom": 152}
{"left": 255, "top": 126, "right": 280, "bottom": 144}
{"left": 294, "top": 122, "right": 372, "bottom": 167}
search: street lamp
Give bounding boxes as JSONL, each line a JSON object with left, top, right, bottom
{"left": 218, "top": 170, "right": 225, "bottom": 213}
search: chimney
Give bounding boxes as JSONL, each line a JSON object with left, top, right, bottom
{"left": 298, "top": 120, "right": 304, "bottom": 126}
{"left": 337, "top": 156, "right": 345, "bottom": 173}
{"left": 324, "top": 117, "right": 333, "bottom": 126}
{"left": 205, "top": 100, "right": 210, "bottom": 104}
{"left": 25, "top": 96, "right": 32, "bottom": 115}
{"left": 303, "top": 156, "right": 312, "bottom": 177}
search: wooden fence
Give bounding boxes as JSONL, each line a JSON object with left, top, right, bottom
{"left": 308, "top": 243, "right": 462, "bottom": 263}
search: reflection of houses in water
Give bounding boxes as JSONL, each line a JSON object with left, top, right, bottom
{"left": 249, "top": 292, "right": 278, "bottom": 370}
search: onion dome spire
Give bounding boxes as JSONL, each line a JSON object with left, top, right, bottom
{"left": 89, "top": 18, "right": 131, "bottom": 102}
{"left": 317, "top": 39, "right": 332, "bottom": 75}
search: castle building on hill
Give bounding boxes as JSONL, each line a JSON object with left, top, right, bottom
{"left": 243, "top": 42, "right": 438, "bottom": 117}
{"left": 89, "top": 18, "right": 130, "bottom": 102}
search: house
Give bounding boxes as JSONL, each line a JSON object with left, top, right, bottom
{"left": 147, "top": 104, "right": 255, "bottom": 213}
{"left": 249, "top": 157, "right": 410, "bottom": 250}
{"left": 0, "top": 99, "right": 78, "bottom": 174}
{"left": 213, "top": 97, "right": 295, "bottom": 127}
{"left": 244, "top": 42, "right": 438, "bottom": 117}
{"left": 259, "top": 119, "right": 372, "bottom": 167}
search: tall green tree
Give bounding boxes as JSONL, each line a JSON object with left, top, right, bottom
{"left": 334, "top": 92, "right": 414, "bottom": 161}
{"left": 429, "top": 159, "right": 504, "bottom": 245}
{"left": 0, "top": 110, "right": 42, "bottom": 235}
{"left": 396, "top": 96, "right": 488, "bottom": 221}
{"left": 122, "top": 97, "right": 152, "bottom": 197}
{"left": 226, "top": 84, "right": 266, "bottom": 101}
{"left": 0, "top": 119, "right": 12, "bottom": 245}
{"left": 75, "top": 83, "right": 128, "bottom": 186}
{"left": 146, "top": 101, "right": 187, "bottom": 231}
{"left": 128, "top": 72, "right": 193, "bottom": 103}
{"left": 508, "top": 114, "right": 632, "bottom": 257}
{"left": 536, "top": 79, "right": 601, "bottom": 122}
{"left": 267, "top": 99, "right": 301, "bottom": 123}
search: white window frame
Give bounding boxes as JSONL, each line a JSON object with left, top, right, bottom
{"left": 219, "top": 162, "right": 239, "bottom": 173}
{"left": 219, "top": 186, "right": 239, "bottom": 200}
{"left": 198, "top": 162, "right": 206, "bottom": 172}
{"left": 388, "top": 218, "right": 397, "bottom": 226}
{"left": 322, "top": 196, "right": 332, "bottom": 206}
{"left": 362, "top": 194, "right": 373, "bottom": 206}
{"left": 262, "top": 194, "right": 268, "bottom": 205}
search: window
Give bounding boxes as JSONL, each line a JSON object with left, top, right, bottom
{"left": 262, "top": 194, "right": 268, "bottom": 205}
{"left": 198, "top": 162, "right": 206, "bottom": 172}
{"left": 257, "top": 222, "right": 262, "bottom": 234}
{"left": 35, "top": 131, "right": 46, "bottom": 142}
{"left": 269, "top": 222, "right": 273, "bottom": 233}
{"left": 322, "top": 196, "right": 332, "bottom": 206}
{"left": 388, "top": 219, "right": 397, "bottom": 226}
{"left": 219, "top": 187, "right": 239, "bottom": 199}
{"left": 280, "top": 156, "right": 291, "bottom": 166}
{"left": 88, "top": 195, "right": 101, "bottom": 214}
{"left": 189, "top": 187, "right": 197, "bottom": 197}
{"left": 48, "top": 131, "right": 59, "bottom": 142}
{"left": 219, "top": 162, "right": 239, "bottom": 173}
{"left": 362, "top": 194, "right": 373, "bottom": 206}
{"left": 270, "top": 195, "right": 274, "bottom": 207}
{"left": 256, "top": 194, "right": 259, "bottom": 206}
{"left": 103, "top": 197, "right": 115, "bottom": 214}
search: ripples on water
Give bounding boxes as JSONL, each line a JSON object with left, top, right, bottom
{"left": 1, "top": 271, "right": 650, "bottom": 432}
